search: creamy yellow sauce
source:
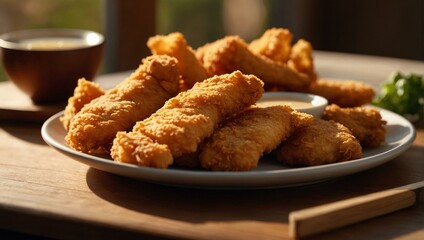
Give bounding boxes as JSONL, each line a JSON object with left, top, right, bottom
{"left": 256, "top": 99, "right": 313, "bottom": 109}
{"left": 20, "top": 38, "right": 87, "bottom": 50}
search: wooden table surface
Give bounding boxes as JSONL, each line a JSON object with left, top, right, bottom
{"left": 1, "top": 51, "right": 423, "bottom": 239}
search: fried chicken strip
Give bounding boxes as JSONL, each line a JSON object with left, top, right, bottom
{"left": 288, "top": 39, "right": 317, "bottom": 82}
{"left": 66, "top": 55, "right": 180, "bottom": 153}
{"left": 199, "top": 105, "right": 314, "bottom": 171}
{"left": 277, "top": 119, "right": 362, "bottom": 167}
{"left": 249, "top": 27, "right": 293, "bottom": 63}
{"left": 196, "top": 36, "right": 311, "bottom": 91}
{"left": 307, "top": 79, "right": 375, "bottom": 107}
{"left": 60, "top": 78, "right": 105, "bottom": 131}
{"left": 147, "top": 32, "right": 208, "bottom": 89}
{"left": 249, "top": 29, "right": 317, "bottom": 90}
{"left": 111, "top": 71, "right": 264, "bottom": 168}
{"left": 322, "top": 104, "right": 387, "bottom": 148}
{"left": 112, "top": 131, "right": 173, "bottom": 168}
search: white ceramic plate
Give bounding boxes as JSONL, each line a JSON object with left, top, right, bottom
{"left": 41, "top": 107, "right": 416, "bottom": 189}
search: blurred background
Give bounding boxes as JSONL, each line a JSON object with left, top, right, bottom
{"left": 1, "top": 0, "right": 423, "bottom": 82}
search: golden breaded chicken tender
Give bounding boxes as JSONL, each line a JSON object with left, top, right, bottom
{"left": 66, "top": 55, "right": 180, "bottom": 153}
{"left": 60, "top": 78, "right": 105, "bottom": 131}
{"left": 200, "top": 105, "right": 314, "bottom": 171}
{"left": 308, "top": 79, "right": 375, "bottom": 107}
{"left": 322, "top": 104, "right": 387, "bottom": 148}
{"left": 249, "top": 27, "right": 293, "bottom": 63}
{"left": 112, "top": 131, "right": 173, "bottom": 169}
{"left": 196, "top": 36, "right": 311, "bottom": 91}
{"left": 277, "top": 119, "right": 362, "bottom": 166}
{"left": 111, "top": 71, "right": 264, "bottom": 168}
{"left": 288, "top": 39, "right": 317, "bottom": 82}
{"left": 147, "top": 32, "right": 208, "bottom": 89}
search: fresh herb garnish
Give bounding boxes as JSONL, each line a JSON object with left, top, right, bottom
{"left": 372, "top": 72, "right": 424, "bottom": 121}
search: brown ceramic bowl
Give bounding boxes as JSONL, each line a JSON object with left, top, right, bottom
{"left": 0, "top": 28, "right": 104, "bottom": 104}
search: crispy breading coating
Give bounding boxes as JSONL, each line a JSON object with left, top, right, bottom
{"left": 196, "top": 36, "right": 311, "bottom": 91}
{"left": 277, "top": 119, "right": 362, "bottom": 166}
{"left": 308, "top": 79, "right": 375, "bottom": 107}
{"left": 288, "top": 39, "right": 317, "bottom": 82}
{"left": 199, "top": 105, "right": 314, "bottom": 171}
{"left": 111, "top": 71, "right": 264, "bottom": 168}
{"left": 112, "top": 131, "right": 173, "bottom": 168}
{"left": 66, "top": 55, "right": 180, "bottom": 153}
{"left": 249, "top": 28, "right": 293, "bottom": 63}
{"left": 147, "top": 32, "right": 208, "bottom": 89}
{"left": 60, "top": 78, "right": 105, "bottom": 131}
{"left": 322, "top": 104, "right": 387, "bottom": 148}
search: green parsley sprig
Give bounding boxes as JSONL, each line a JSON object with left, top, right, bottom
{"left": 372, "top": 72, "right": 424, "bottom": 122}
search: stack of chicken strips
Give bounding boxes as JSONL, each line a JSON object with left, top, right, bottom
{"left": 61, "top": 28, "right": 386, "bottom": 171}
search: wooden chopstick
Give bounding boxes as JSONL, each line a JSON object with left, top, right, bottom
{"left": 289, "top": 180, "right": 424, "bottom": 238}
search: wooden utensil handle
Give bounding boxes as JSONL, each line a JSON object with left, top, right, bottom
{"left": 289, "top": 188, "right": 417, "bottom": 238}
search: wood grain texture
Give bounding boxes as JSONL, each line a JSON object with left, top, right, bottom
{"left": 0, "top": 52, "right": 423, "bottom": 240}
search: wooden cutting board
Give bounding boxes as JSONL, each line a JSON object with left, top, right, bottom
{"left": 0, "top": 81, "right": 65, "bottom": 123}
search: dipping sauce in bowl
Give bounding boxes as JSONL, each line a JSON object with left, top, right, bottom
{"left": 19, "top": 38, "right": 88, "bottom": 50}
{"left": 0, "top": 29, "right": 104, "bottom": 104}
{"left": 256, "top": 92, "right": 328, "bottom": 118}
